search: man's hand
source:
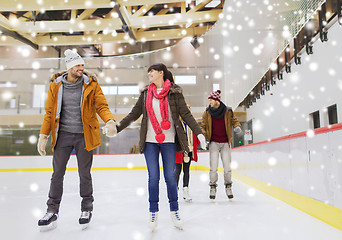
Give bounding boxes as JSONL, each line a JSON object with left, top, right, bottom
{"left": 234, "top": 126, "right": 242, "bottom": 134}
{"left": 37, "top": 134, "right": 48, "bottom": 156}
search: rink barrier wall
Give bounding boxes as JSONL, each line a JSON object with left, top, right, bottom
{"left": 235, "top": 122, "right": 342, "bottom": 149}
{"left": 233, "top": 171, "right": 342, "bottom": 231}
{"left": 231, "top": 122, "right": 342, "bottom": 231}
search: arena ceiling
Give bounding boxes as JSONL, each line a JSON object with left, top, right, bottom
{"left": 0, "top": 0, "right": 224, "bottom": 56}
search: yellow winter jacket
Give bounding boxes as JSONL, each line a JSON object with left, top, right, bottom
{"left": 40, "top": 71, "right": 114, "bottom": 151}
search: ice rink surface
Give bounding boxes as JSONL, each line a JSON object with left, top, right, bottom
{"left": 1, "top": 169, "right": 342, "bottom": 240}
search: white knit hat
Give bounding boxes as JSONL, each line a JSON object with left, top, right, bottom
{"left": 64, "top": 49, "right": 85, "bottom": 70}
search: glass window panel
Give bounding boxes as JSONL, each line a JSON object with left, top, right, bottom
{"left": 118, "top": 86, "right": 139, "bottom": 95}
{"left": 32, "top": 84, "right": 46, "bottom": 108}
{"left": 174, "top": 75, "right": 196, "bottom": 85}
{"left": 213, "top": 83, "right": 220, "bottom": 91}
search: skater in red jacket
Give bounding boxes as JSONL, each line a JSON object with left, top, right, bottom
{"left": 175, "top": 104, "right": 200, "bottom": 202}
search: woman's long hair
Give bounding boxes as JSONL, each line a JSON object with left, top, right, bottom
{"left": 148, "top": 63, "right": 174, "bottom": 83}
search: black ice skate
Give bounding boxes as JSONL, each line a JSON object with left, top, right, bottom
{"left": 79, "top": 211, "right": 92, "bottom": 230}
{"left": 38, "top": 212, "right": 58, "bottom": 232}
{"left": 209, "top": 185, "right": 217, "bottom": 200}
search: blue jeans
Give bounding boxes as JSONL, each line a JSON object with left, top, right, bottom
{"left": 144, "top": 142, "right": 179, "bottom": 212}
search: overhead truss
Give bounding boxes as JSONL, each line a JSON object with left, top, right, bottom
{"left": 0, "top": 0, "right": 224, "bottom": 54}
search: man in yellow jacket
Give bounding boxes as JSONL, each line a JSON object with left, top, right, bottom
{"left": 201, "top": 90, "right": 242, "bottom": 200}
{"left": 37, "top": 49, "right": 117, "bottom": 231}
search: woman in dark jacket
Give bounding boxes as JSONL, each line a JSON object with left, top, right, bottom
{"left": 117, "top": 63, "right": 206, "bottom": 231}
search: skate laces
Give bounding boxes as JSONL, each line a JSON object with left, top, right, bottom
{"left": 173, "top": 211, "right": 181, "bottom": 221}
{"left": 80, "top": 211, "right": 91, "bottom": 219}
{"left": 41, "top": 212, "right": 55, "bottom": 220}
{"left": 150, "top": 212, "right": 157, "bottom": 222}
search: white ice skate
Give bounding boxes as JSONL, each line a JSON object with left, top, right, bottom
{"left": 149, "top": 212, "right": 158, "bottom": 231}
{"left": 79, "top": 211, "right": 92, "bottom": 230}
{"left": 170, "top": 211, "right": 183, "bottom": 230}
{"left": 225, "top": 185, "right": 234, "bottom": 199}
{"left": 183, "top": 187, "right": 192, "bottom": 202}
{"left": 209, "top": 185, "right": 217, "bottom": 200}
{"left": 38, "top": 212, "right": 58, "bottom": 232}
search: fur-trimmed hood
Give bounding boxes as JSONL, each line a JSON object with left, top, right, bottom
{"left": 141, "top": 82, "right": 183, "bottom": 94}
{"left": 50, "top": 70, "right": 98, "bottom": 84}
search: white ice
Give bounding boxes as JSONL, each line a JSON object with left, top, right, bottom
{"left": 1, "top": 157, "right": 342, "bottom": 240}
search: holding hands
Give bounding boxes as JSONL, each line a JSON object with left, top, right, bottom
{"left": 103, "top": 120, "right": 117, "bottom": 137}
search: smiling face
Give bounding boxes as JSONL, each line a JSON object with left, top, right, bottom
{"left": 66, "top": 64, "right": 84, "bottom": 83}
{"left": 69, "top": 64, "right": 84, "bottom": 79}
{"left": 209, "top": 99, "right": 220, "bottom": 108}
{"left": 148, "top": 69, "right": 164, "bottom": 86}
{"left": 148, "top": 69, "right": 163, "bottom": 83}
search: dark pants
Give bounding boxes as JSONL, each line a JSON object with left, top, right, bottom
{"left": 144, "top": 142, "right": 178, "bottom": 212}
{"left": 175, "top": 152, "right": 192, "bottom": 188}
{"left": 47, "top": 131, "right": 94, "bottom": 213}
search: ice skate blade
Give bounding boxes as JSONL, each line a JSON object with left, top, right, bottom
{"left": 174, "top": 224, "right": 183, "bottom": 230}
{"left": 80, "top": 223, "right": 89, "bottom": 230}
{"left": 149, "top": 226, "right": 157, "bottom": 232}
{"left": 149, "top": 223, "right": 157, "bottom": 232}
{"left": 39, "top": 221, "right": 57, "bottom": 232}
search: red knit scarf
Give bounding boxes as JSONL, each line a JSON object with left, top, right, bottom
{"left": 146, "top": 79, "right": 171, "bottom": 143}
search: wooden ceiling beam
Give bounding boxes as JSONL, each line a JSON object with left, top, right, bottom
{"left": 156, "top": 3, "right": 177, "bottom": 15}
{"left": 70, "top": 10, "right": 77, "bottom": 21}
{"left": 116, "top": 4, "right": 137, "bottom": 41}
{"left": 129, "top": 9, "right": 221, "bottom": 28}
{"left": 5, "top": 7, "right": 220, "bottom": 42}
{"left": 117, "top": 0, "right": 182, "bottom": 7}
{"left": 0, "top": 26, "right": 210, "bottom": 46}
{"left": 187, "top": 0, "right": 212, "bottom": 13}
{"left": 16, "top": 18, "right": 122, "bottom": 33}
{"left": 136, "top": 25, "right": 208, "bottom": 41}
{"left": 0, "top": 13, "right": 15, "bottom": 31}
{"left": 181, "top": 2, "right": 186, "bottom": 14}
{"left": 132, "top": 5, "right": 154, "bottom": 17}
{"left": 0, "top": 0, "right": 113, "bottom": 11}
{"left": 77, "top": 9, "right": 97, "bottom": 20}
{"left": 13, "top": 9, "right": 220, "bottom": 33}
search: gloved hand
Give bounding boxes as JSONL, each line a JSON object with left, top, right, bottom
{"left": 103, "top": 120, "right": 117, "bottom": 137}
{"left": 37, "top": 134, "right": 48, "bottom": 156}
{"left": 234, "top": 126, "right": 242, "bottom": 134}
{"left": 184, "top": 154, "right": 190, "bottom": 163}
{"left": 197, "top": 134, "right": 207, "bottom": 150}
